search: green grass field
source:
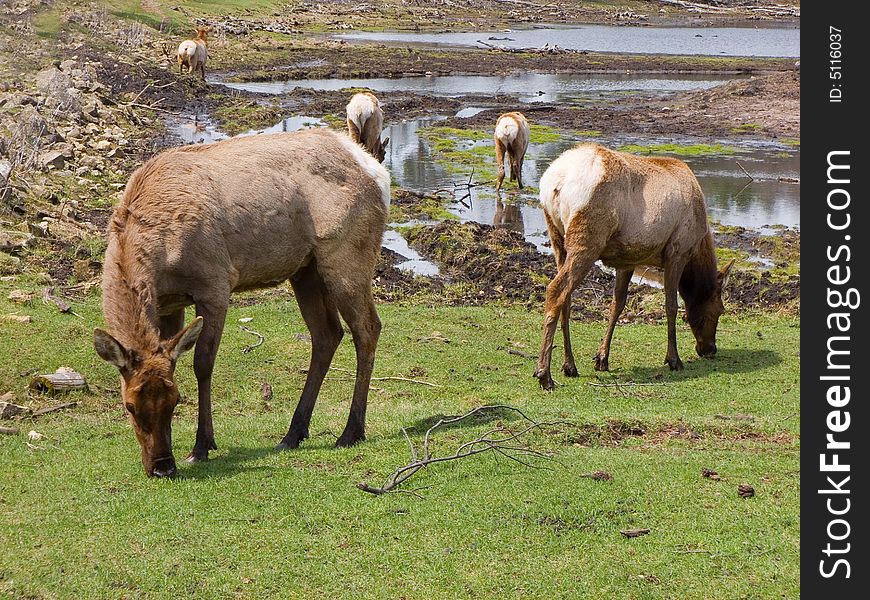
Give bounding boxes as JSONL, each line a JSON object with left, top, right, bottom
{"left": 0, "top": 280, "right": 799, "bottom": 598}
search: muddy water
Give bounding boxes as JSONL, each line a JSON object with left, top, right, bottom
{"left": 214, "top": 72, "right": 740, "bottom": 103}
{"left": 336, "top": 24, "right": 800, "bottom": 58}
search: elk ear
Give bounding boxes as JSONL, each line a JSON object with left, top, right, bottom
{"left": 94, "top": 329, "right": 129, "bottom": 370}
{"left": 718, "top": 259, "right": 735, "bottom": 288}
{"left": 167, "top": 317, "right": 203, "bottom": 361}
{"left": 381, "top": 137, "right": 389, "bottom": 151}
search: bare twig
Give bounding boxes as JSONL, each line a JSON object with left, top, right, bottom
{"left": 357, "top": 405, "right": 568, "bottom": 496}
{"left": 31, "top": 402, "right": 77, "bottom": 418}
{"left": 240, "top": 325, "right": 265, "bottom": 353}
{"left": 499, "top": 346, "right": 536, "bottom": 360}
{"left": 302, "top": 366, "right": 440, "bottom": 387}
{"left": 735, "top": 161, "right": 755, "bottom": 181}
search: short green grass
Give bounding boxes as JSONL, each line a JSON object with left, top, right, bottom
{"left": 0, "top": 280, "right": 799, "bottom": 599}
{"left": 618, "top": 143, "right": 740, "bottom": 157}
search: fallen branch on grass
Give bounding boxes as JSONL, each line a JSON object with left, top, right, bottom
{"left": 301, "top": 366, "right": 439, "bottom": 387}
{"left": 357, "top": 405, "right": 567, "bottom": 497}
{"left": 240, "top": 325, "right": 265, "bottom": 353}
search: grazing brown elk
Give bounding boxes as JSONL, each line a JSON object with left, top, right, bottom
{"left": 94, "top": 129, "right": 390, "bottom": 476}
{"left": 494, "top": 112, "right": 530, "bottom": 191}
{"left": 534, "top": 143, "right": 733, "bottom": 390}
{"left": 346, "top": 92, "right": 389, "bottom": 162}
{"left": 177, "top": 27, "right": 209, "bottom": 81}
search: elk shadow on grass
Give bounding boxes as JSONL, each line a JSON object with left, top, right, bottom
{"left": 178, "top": 445, "right": 277, "bottom": 481}
{"left": 612, "top": 347, "right": 782, "bottom": 382}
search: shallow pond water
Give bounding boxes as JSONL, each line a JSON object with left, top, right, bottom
{"left": 215, "top": 72, "right": 741, "bottom": 103}
{"left": 336, "top": 24, "right": 800, "bottom": 58}
{"left": 382, "top": 118, "right": 800, "bottom": 237}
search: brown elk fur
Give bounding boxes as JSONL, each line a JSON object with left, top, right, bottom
{"left": 346, "top": 92, "right": 389, "bottom": 162}
{"left": 94, "top": 129, "right": 390, "bottom": 476}
{"left": 494, "top": 112, "right": 530, "bottom": 191}
{"left": 534, "top": 143, "right": 733, "bottom": 390}
{"left": 177, "top": 27, "right": 209, "bottom": 81}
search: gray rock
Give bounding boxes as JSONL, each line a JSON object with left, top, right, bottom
{"left": 0, "top": 230, "right": 34, "bottom": 252}
{"left": 0, "top": 400, "right": 32, "bottom": 419}
{"left": 0, "top": 160, "right": 11, "bottom": 186}
{"left": 39, "top": 150, "right": 67, "bottom": 170}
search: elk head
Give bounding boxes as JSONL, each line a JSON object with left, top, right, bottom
{"left": 94, "top": 318, "right": 203, "bottom": 477}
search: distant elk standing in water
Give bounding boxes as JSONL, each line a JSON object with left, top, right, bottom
{"left": 177, "top": 26, "right": 209, "bottom": 81}
{"left": 494, "top": 112, "right": 530, "bottom": 191}
{"left": 533, "top": 143, "right": 733, "bottom": 390}
{"left": 94, "top": 129, "right": 391, "bottom": 476}
{"left": 346, "top": 92, "right": 389, "bottom": 162}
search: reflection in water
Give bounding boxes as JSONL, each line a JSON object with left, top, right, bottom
{"left": 493, "top": 199, "right": 525, "bottom": 235}
{"left": 336, "top": 24, "right": 800, "bottom": 58}
{"left": 214, "top": 72, "right": 740, "bottom": 103}
{"left": 169, "top": 110, "right": 799, "bottom": 275}
{"left": 382, "top": 117, "right": 801, "bottom": 239}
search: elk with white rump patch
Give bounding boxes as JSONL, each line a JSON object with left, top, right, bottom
{"left": 346, "top": 92, "right": 389, "bottom": 162}
{"left": 94, "top": 128, "right": 391, "bottom": 476}
{"left": 494, "top": 112, "right": 530, "bottom": 191}
{"left": 533, "top": 143, "right": 733, "bottom": 390}
{"left": 177, "top": 27, "right": 209, "bottom": 81}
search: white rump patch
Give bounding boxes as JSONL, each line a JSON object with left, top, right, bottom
{"left": 335, "top": 132, "right": 392, "bottom": 209}
{"left": 495, "top": 117, "right": 519, "bottom": 144}
{"left": 177, "top": 40, "right": 196, "bottom": 57}
{"left": 539, "top": 145, "right": 606, "bottom": 233}
{"left": 346, "top": 93, "right": 378, "bottom": 132}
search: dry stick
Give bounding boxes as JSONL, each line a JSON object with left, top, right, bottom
{"left": 240, "top": 325, "right": 265, "bottom": 353}
{"left": 31, "top": 402, "right": 77, "bottom": 418}
{"left": 304, "top": 366, "right": 440, "bottom": 387}
{"left": 357, "top": 405, "right": 567, "bottom": 496}
{"left": 735, "top": 161, "right": 755, "bottom": 181}
{"left": 588, "top": 381, "right": 665, "bottom": 388}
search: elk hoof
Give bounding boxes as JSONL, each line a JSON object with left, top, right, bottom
{"left": 534, "top": 368, "right": 555, "bottom": 391}
{"left": 335, "top": 431, "right": 365, "bottom": 448}
{"left": 665, "top": 357, "right": 685, "bottom": 371}
{"left": 592, "top": 353, "right": 609, "bottom": 372}
{"left": 562, "top": 363, "right": 579, "bottom": 377}
{"left": 184, "top": 451, "right": 209, "bottom": 464}
{"left": 276, "top": 429, "right": 308, "bottom": 450}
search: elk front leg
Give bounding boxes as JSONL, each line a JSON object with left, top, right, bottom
{"left": 186, "top": 298, "right": 228, "bottom": 462}
{"left": 594, "top": 268, "right": 633, "bottom": 371}
{"left": 662, "top": 261, "right": 687, "bottom": 371}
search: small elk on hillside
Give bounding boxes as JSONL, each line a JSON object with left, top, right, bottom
{"left": 494, "top": 111, "right": 530, "bottom": 192}
{"left": 346, "top": 92, "right": 389, "bottom": 162}
{"left": 177, "top": 26, "right": 209, "bottom": 81}
{"left": 94, "top": 129, "right": 390, "bottom": 476}
{"left": 534, "top": 143, "right": 733, "bottom": 390}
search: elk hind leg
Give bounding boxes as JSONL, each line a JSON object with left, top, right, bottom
{"left": 277, "top": 262, "right": 344, "bottom": 450}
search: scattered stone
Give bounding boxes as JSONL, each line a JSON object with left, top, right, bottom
{"left": 7, "top": 289, "right": 34, "bottom": 304}
{"left": 738, "top": 484, "right": 755, "bottom": 498}
{"left": 1, "top": 397, "right": 32, "bottom": 419}
{"left": 39, "top": 150, "right": 68, "bottom": 170}
{"left": 580, "top": 470, "right": 614, "bottom": 481}
{"left": 702, "top": 468, "right": 721, "bottom": 480}
{"left": 1, "top": 314, "right": 32, "bottom": 324}
{"left": 0, "top": 231, "right": 35, "bottom": 253}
